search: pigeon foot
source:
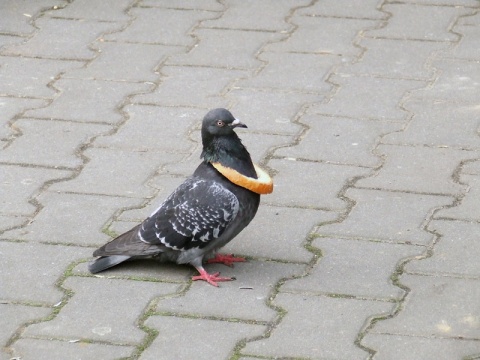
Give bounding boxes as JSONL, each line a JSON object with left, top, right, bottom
{"left": 207, "top": 253, "right": 246, "bottom": 267}
{"left": 192, "top": 267, "right": 234, "bottom": 287}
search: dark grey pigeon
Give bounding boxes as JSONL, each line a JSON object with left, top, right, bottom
{"left": 88, "top": 108, "right": 270, "bottom": 286}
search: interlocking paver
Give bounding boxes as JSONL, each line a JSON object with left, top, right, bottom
{"left": 297, "top": 0, "right": 387, "bottom": 19}
{"left": 406, "top": 220, "right": 480, "bottom": 276}
{"left": 266, "top": 158, "right": 371, "bottom": 210}
{"left": 365, "top": 3, "right": 467, "bottom": 41}
{"left": 282, "top": 237, "right": 421, "bottom": 299}
{"left": 243, "top": 293, "right": 392, "bottom": 359}
{"left": 370, "top": 274, "right": 480, "bottom": 339}
{"left": 312, "top": 75, "right": 425, "bottom": 121}
{"left": 52, "top": 0, "right": 132, "bottom": 21}
{"left": 348, "top": 38, "right": 446, "bottom": 79}
{"left": 225, "top": 204, "right": 337, "bottom": 263}
{"left": 275, "top": 114, "right": 401, "bottom": 167}
{"left": 142, "top": 317, "right": 265, "bottom": 360}
{"left": 156, "top": 261, "right": 303, "bottom": 321}
{"left": 166, "top": 29, "right": 282, "bottom": 69}
{"left": 266, "top": 16, "right": 377, "bottom": 55}
{"left": 25, "top": 78, "right": 149, "bottom": 123}
{"left": 24, "top": 277, "right": 179, "bottom": 344}
{"left": 318, "top": 188, "right": 452, "bottom": 245}
{"left": 0, "top": 119, "right": 110, "bottom": 168}
{"left": 10, "top": 338, "right": 134, "bottom": 360}
{"left": 3, "top": 17, "right": 120, "bottom": 60}
{"left": 435, "top": 174, "right": 480, "bottom": 221}
{"left": 0, "top": 56, "right": 84, "bottom": 98}
{"left": 5, "top": 191, "right": 140, "bottom": 246}
{"left": 0, "top": 165, "right": 70, "bottom": 216}
{"left": 356, "top": 145, "right": 479, "bottom": 195}
{"left": 0, "top": 97, "right": 48, "bottom": 140}
{"left": 1, "top": 242, "right": 91, "bottom": 304}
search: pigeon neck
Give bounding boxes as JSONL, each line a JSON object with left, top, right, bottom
{"left": 201, "top": 133, "right": 257, "bottom": 178}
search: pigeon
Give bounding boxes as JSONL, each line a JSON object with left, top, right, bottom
{"left": 88, "top": 108, "right": 273, "bottom": 286}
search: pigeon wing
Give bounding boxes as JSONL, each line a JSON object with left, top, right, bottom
{"left": 139, "top": 177, "right": 240, "bottom": 251}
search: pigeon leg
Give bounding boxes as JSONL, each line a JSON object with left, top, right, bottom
{"left": 206, "top": 253, "right": 246, "bottom": 267}
{"left": 192, "top": 266, "right": 234, "bottom": 287}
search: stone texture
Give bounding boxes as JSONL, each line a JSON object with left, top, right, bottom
{"left": 317, "top": 188, "right": 452, "bottom": 245}
{"left": 24, "top": 277, "right": 180, "bottom": 343}
{"left": 243, "top": 293, "right": 392, "bottom": 359}
{"left": 298, "top": 0, "right": 387, "bottom": 19}
{"left": 371, "top": 275, "right": 480, "bottom": 339}
{"left": 51, "top": 0, "right": 132, "bottom": 21}
{"left": 142, "top": 316, "right": 266, "bottom": 360}
{"left": 0, "top": 97, "right": 48, "bottom": 139}
{"left": 435, "top": 175, "right": 480, "bottom": 221}
{"left": 282, "top": 237, "right": 422, "bottom": 299}
{"left": 275, "top": 114, "right": 401, "bottom": 167}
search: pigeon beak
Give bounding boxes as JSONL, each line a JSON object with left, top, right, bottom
{"left": 230, "top": 118, "right": 248, "bottom": 128}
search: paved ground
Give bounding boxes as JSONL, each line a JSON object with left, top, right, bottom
{"left": 1, "top": 0, "right": 480, "bottom": 359}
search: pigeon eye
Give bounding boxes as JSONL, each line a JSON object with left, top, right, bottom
{"left": 216, "top": 120, "right": 225, "bottom": 127}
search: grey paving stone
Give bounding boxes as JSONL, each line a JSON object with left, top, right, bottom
{"left": 3, "top": 17, "right": 120, "bottom": 60}
{"left": 25, "top": 78, "right": 149, "bottom": 123}
{"left": 365, "top": 4, "right": 467, "bottom": 41}
{"left": 157, "top": 261, "right": 303, "bottom": 321}
{"left": 93, "top": 105, "right": 200, "bottom": 152}
{"left": 227, "top": 88, "right": 317, "bottom": 135}
{"left": 274, "top": 115, "right": 401, "bottom": 167}
{"left": 66, "top": 41, "right": 182, "bottom": 82}
{"left": 267, "top": 16, "right": 377, "bottom": 55}
{"left": 243, "top": 293, "right": 392, "bottom": 359}
{"left": 0, "top": 119, "right": 111, "bottom": 168}
{"left": 317, "top": 188, "right": 451, "bottom": 245}
{"left": 167, "top": 29, "right": 282, "bottom": 69}
{"left": 24, "top": 276, "right": 180, "bottom": 344}
{"left": 10, "top": 338, "right": 134, "bottom": 360}
{"left": 142, "top": 316, "right": 266, "bottom": 360}
{"left": 0, "top": 97, "right": 48, "bottom": 139}
{"left": 0, "top": 34, "right": 24, "bottom": 51}
{"left": 383, "top": 99, "right": 480, "bottom": 149}
{"left": 463, "top": 160, "right": 480, "bottom": 176}
{"left": 140, "top": 0, "right": 223, "bottom": 10}
{"left": 356, "top": 145, "right": 479, "bottom": 195}
{"left": 51, "top": 0, "right": 132, "bottom": 21}
{"left": 312, "top": 74, "right": 425, "bottom": 121}
{"left": 371, "top": 274, "right": 480, "bottom": 339}
{"left": 134, "top": 65, "right": 245, "bottom": 109}
{"left": 266, "top": 158, "right": 371, "bottom": 210}
{"left": 458, "top": 9, "right": 480, "bottom": 25}
{"left": 0, "top": 0, "right": 63, "bottom": 35}
{"left": 1, "top": 242, "right": 91, "bottom": 305}
{"left": 446, "top": 25, "right": 480, "bottom": 61}
{"left": 435, "top": 175, "right": 480, "bottom": 221}
{"left": 224, "top": 204, "right": 337, "bottom": 263}
{"left": 6, "top": 191, "right": 140, "bottom": 246}
{"left": 297, "top": 0, "right": 387, "bottom": 19}
{"left": 237, "top": 52, "right": 338, "bottom": 93}
{"left": 0, "top": 165, "right": 71, "bottom": 216}
{"left": 348, "top": 38, "right": 446, "bottom": 79}
{"left": 363, "top": 333, "right": 480, "bottom": 360}
{"left": 235, "top": 132, "right": 294, "bottom": 164}
{"left": 406, "top": 220, "right": 480, "bottom": 277}
{"left": 0, "top": 56, "right": 83, "bottom": 98}
{"left": 105, "top": 7, "right": 217, "bottom": 46}
{"left": 49, "top": 147, "right": 183, "bottom": 197}
{"left": 282, "top": 237, "right": 422, "bottom": 299}
{"left": 74, "top": 259, "right": 191, "bottom": 284}
{"left": 387, "top": 0, "right": 479, "bottom": 6}
{"left": 0, "top": 215, "right": 27, "bottom": 233}
{"left": 414, "top": 58, "right": 480, "bottom": 105}
{"left": 202, "top": 0, "right": 308, "bottom": 31}
{"left": 1, "top": 304, "right": 51, "bottom": 347}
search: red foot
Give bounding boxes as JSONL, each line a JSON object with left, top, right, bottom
{"left": 192, "top": 267, "right": 234, "bottom": 287}
{"left": 206, "top": 253, "right": 246, "bottom": 267}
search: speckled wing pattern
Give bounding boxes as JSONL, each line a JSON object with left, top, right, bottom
{"left": 138, "top": 177, "right": 239, "bottom": 251}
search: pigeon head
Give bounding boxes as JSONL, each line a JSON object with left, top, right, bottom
{"left": 200, "top": 108, "right": 256, "bottom": 177}
{"left": 201, "top": 108, "right": 247, "bottom": 138}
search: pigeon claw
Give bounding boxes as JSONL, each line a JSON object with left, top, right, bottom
{"left": 206, "top": 253, "right": 246, "bottom": 267}
{"left": 192, "top": 267, "right": 234, "bottom": 287}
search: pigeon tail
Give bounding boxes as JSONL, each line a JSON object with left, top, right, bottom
{"left": 88, "top": 255, "right": 131, "bottom": 274}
